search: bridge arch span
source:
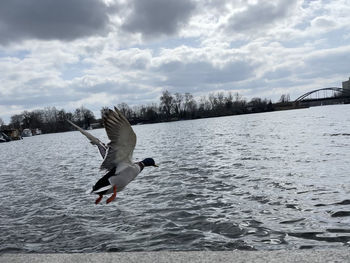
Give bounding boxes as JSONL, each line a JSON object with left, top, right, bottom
{"left": 294, "top": 87, "right": 350, "bottom": 102}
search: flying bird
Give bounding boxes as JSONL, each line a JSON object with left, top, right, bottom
{"left": 68, "top": 107, "right": 158, "bottom": 204}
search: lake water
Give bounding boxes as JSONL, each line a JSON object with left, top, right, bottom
{"left": 1, "top": 104, "right": 350, "bottom": 253}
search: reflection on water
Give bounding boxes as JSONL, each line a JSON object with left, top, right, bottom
{"left": 1, "top": 104, "right": 350, "bottom": 253}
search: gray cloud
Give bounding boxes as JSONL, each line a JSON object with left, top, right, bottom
{"left": 263, "top": 67, "right": 292, "bottom": 80}
{"left": 0, "top": 0, "right": 111, "bottom": 45}
{"left": 154, "top": 59, "right": 256, "bottom": 93}
{"left": 0, "top": 86, "right": 80, "bottom": 107}
{"left": 122, "top": 0, "right": 196, "bottom": 38}
{"left": 227, "top": 0, "right": 298, "bottom": 32}
{"left": 74, "top": 80, "right": 145, "bottom": 94}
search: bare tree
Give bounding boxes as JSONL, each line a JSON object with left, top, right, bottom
{"left": 0, "top": 117, "right": 4, "bottom": 127}
{"left": 225, "top": 92, "right": 234, "bottom": 110}
{"left": 100, "top": 107, "right": 109, "bottom": 117}
{"left": 232, "top": 92, "right": 246, "bottom": 114}
{"left": 118, "top": 102, "right": 133, "bottom": 120}
{"left": 173, "top": 93, "right": 184, "bottom": 117}
{"left": 208, "top": 92, "right": 225, "bottom": 113}
{"left": 10, "top": 114, "right": 23, "bottom": 129}
{"left": 57, "top": 109, "right": 71, "bottom": 132}
{"left": 208, "top": 93, "right": 217, "bottom": 110}
{"left": 216, "top": 92, "right": 225, "bottom": 108}
{"left": 42, "top": 107, "right": 58, "bottom": 124}
{"left": 73, "top": 106, "right": 95, "bottom": 128}
{"left": 249, "top": 97, "right": 269, "bottom": 112}
{"left": 22, "top": 110, "right": 43, "bottom": 129}
{"left": 198, "top": 95, "right": 211, "bottom": 112}
{"left": 279, "top": 94, "right": 290, "bottom": 103}
{"left": 160, "top": 90, "right": 174, "bottom": 119}
{"left": 184, "top": 93, "right": 197, "bottom": 117}
{"left": 146, "top": 103, "right": 159, "bottom": 121}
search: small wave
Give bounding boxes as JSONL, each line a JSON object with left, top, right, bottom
{"left": 331, "top": 211, "right": 350, "bottom": 217}
{"left": 324, "top": 133, "right": 350, "bottom": 136}
{"left": 315, "top": 199, "right": 350, "bottom": 207}
{"left": 189, "top": 221, "right": 247, "bottom": 239}
{"left": 335, "top": 200, "right": 350, "bottom": 205}
{"left": 327, "top": 228, "right": 350, "bottom": 233}
{"left": 288, "top": 232, "right": 350, "bottom": 244}
{"left": 0, "top": 246, "right": 26, "bottom": 253}
{"left": 280, "top": 218, "right": 305, "bottom": 224}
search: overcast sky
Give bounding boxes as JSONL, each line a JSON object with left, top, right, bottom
{"left": 1, "top": 0, "right": 350, "bottom": 123}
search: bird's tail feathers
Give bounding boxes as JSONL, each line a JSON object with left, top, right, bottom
{"left": 91, "top": 185, "right": 113, "bottom": 194}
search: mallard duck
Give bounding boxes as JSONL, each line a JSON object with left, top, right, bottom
{"left": 68, "top": 107, "right": 158, "bottom": 204}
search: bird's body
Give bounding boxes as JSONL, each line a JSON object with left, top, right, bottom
{"left": 92, "top": 163, "right": 143, "bottom": 195}
{"left": 68, "top": 107, "right": 157, "bottom": 204}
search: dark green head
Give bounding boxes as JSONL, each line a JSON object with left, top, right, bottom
{"left": 141, "top": 158, "right": 158, "bottom": 167}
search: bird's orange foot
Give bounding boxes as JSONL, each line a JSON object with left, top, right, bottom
{"left": 106, "top": 185, "right": 117, "bottom": 204}
{"left": 95, "top": 195, "right": 103, "bottom": 205}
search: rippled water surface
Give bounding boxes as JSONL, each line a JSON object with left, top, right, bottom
{"left": 1, "top": 105, "right": 350, "bottom": 253}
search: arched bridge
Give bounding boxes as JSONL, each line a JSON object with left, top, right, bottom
{"left": 294, "top": 87, "right": 350, "bottom": 102}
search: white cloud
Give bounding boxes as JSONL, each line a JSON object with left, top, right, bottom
{"left": 311, "top": 16, "right": 337, "bottom": 28}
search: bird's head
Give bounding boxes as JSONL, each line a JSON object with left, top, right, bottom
{"left": 141, "top": 158, "right": 158, "bottom": 167}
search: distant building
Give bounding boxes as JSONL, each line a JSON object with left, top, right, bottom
{"left": 342, "top": 77, "right": 350, "bottom": 91}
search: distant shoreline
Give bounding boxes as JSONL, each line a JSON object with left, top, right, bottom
{"left": 1, "top": 96, "right": 349, "bottom": 136}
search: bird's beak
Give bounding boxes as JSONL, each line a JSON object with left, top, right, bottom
{"left": 154, "top": 164, "right": 159, "bottom": 167}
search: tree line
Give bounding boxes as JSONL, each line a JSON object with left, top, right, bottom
{"left": 1, "top": 106, "right": 96, "bottom": 134}
{"left": 108, "top": 91, "right": 284, "bottom": 124}
{"left": 1, "top": 91, "right": 291, "bottom": 134}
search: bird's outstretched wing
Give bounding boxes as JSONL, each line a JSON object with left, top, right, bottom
{"left": 67, "top": 120, "right": 107, "bottom": 158}
{"left": 100, "top": 107, "right": 137, "bottom": 171}
{"left": 67, "top": 120, "right": 101, "bottom": 145}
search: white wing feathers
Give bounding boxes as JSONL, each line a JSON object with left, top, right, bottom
{"left": 67, "top": 119, "right": 107, "bottom": 158}
{"left": 100, "top": 107, "right": 137, "bottom": 171}
{"left": 67, "top": 119, "right": 101, "bottom": 146}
